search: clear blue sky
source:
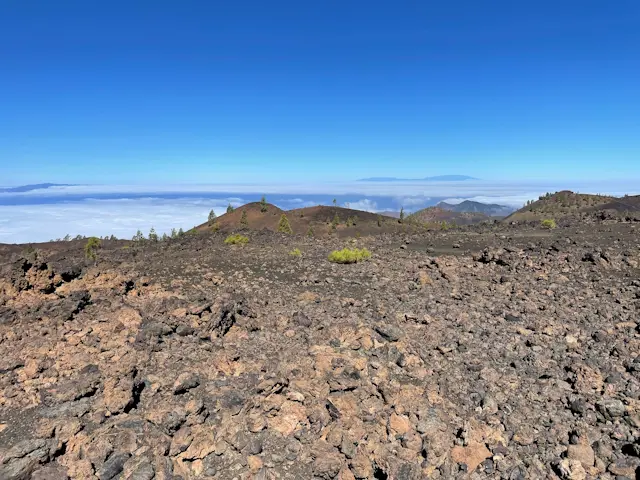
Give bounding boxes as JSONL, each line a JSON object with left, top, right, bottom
{"left": 1, "top": 0, "right": 638, "bottom": 185}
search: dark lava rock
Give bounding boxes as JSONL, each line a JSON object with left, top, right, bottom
{"left": 96, "top": 453, "right": 130, "bottom": 480}
{"left": 374, "top": 324, "right": 404, "bottom": 342}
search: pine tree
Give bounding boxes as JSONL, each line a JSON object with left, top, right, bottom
{"left": 399, "top": 207, "right": 405, "bottom": 223}
{"left": 332, "top": 199, "right": 337, "bottom": 206}
{"left": 148, "top": 227, "right": 158, "bottom": 242}
{"left": 260, "top": 195, "right": 268, "bottom": 213}
{"left": 307, "top": 226, "right": 314, "bottom": 237}
{"left": 170, "top": 228, "right": 178, "bottom": 239}
{"left": 84, "top": 237, "right": 101, "bottom": 262}
{"left": 132, "top": 230, "right": 145, "bottom": 242}
{"left": 63, "top": 234, "right": 71, "bottom": 241}
{"left": 178, "top": 227, "right": 184, "bottom": 236}
{"left": 331, "top": 213, "right": 340, "bottom": 230}
{"left": 208, "top": 209, "right": 217, "bottom": 224}
{"left": 161, "top": 233, "right": 168, "bottom": 241}
{"left": 278, "top": 214, "right": 293, "bottom": 234}
{"left": 240, "top": 210, "right": 248, "bottom": 227}
{"left": 227, "top": 204, "right": 234, "bottom": 214}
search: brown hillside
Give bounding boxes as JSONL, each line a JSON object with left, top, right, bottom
{"left": 196, "top": 204, "right": 404, "bottom": 236}
{"left": 505, "top": 190, "right": 619, "bottom": 223}
{"left": 198, "top": 202, "right": 286, "bottom": 232}
{"left": 407, "top": 206, "right": 489, "bottom": 225}
{"left": 288, "top": 205, "right": 383, "bottom": 224}
{"left": 591, "top": 194, "right": 640, "bottom": 213}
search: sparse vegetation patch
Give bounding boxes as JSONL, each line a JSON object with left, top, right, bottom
{"left": 328, "top": 247, "right": 371, "bottom": 264}
{"left": 224, "top": 234, "right": 249, "bottom": 245}
{"left": 541, "top": 218, "right": 557, "bottom": 229}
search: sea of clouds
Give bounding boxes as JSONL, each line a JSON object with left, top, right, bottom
{"left": 1, "top": 180, "right": 637, "bottom": 244}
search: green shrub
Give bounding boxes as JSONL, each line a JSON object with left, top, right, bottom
{"left": 225, "top": 234, "right": 249, "bottom": 245}
{"left": 240, "top": 210, "right": 248, "bottom": 227}
{"left": 260, "top": 195, "right": 268, "bottom": 213}
{"left": 278, "top": 214, "right": 293, "bottom": 234}
{"left": 328, "top": 247, "right": 372, "bottom": 264}
{"left": 289, "top": 248, "right": 302, "bottom": 257}
{"left": 541, "top": 218, "right": 557, "bottom": 229}
{"left": 226, "top": 204, "right": 234, "bottom": 214}
{"left": 85, "top": 237, "right": 101, "bottom": 261}
{"left": 331, "top": 213, "right": 340, "bottom": 230}
{"left": 306, "top": 226, "right": 314, "bottom": 237}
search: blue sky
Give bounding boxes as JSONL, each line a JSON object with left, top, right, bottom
{"left": 1, "top": 0, "right": 639, "bottom": 185}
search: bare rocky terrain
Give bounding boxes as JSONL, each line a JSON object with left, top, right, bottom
{"left": 1, "top": 219, "right": 640, "bottom": 479}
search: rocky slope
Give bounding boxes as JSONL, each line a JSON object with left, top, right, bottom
{"left": 505, "top": 191, "right": 640, "bottom": 225}
{"left": 1, "top": 223, "right": 640, "bottom": 479}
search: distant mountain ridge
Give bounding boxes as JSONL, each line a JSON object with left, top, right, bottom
{"left": 436, "top": 200, "right": 514, "bottom": 217}
{"left": 358, "top": 175, "right": 478, "bottom": 182}
{"left": 0, "top": 183, "right": 75, "bottom": 193}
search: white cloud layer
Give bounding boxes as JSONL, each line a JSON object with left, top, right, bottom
{"left": 3, "top": 179, "right": 639, "bottom": 199}
{"left": 345, "top": 199, "right": 378, "bottom": 212}
{"left": 0, "top": 198, "right": 241, "bottom": 244}
{"left": 1, "top": 180, "right": 639, "bottom": 244}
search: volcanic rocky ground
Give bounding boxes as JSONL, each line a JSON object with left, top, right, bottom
{"left": 1, "top": 222, "right": 640, "bottom": 479}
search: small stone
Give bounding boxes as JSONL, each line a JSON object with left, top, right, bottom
{"left": 607, "top": 458, "right": 637, "bottom": 477}
{"left": 247, "top": 416, "right": 266, "bottom": 433}
{"left": 175, "top": 325, "right": 195, "bottom": 336}
{"left": 597, "top": 398, "right": 626, "bottom": 420}
{"left": 389, "top": 413, "right": 411, "bottom": 435}
{"left": 247, "top": 438, "right": 263, "bottom": 455}
{"left": 173, "top": 373, "right": 200, "bottom": 394}
{"left": 375, "top": 324, "right": 404, "bottom": 342}
{"left": 96, "top": 453, "right": 130, "bottom": 480}
{"left": 566, "top": 444, "right": 595, "bottom": 469}
{"left": 350, "top": 454, "right": 373, "bottom": 479}
{"left": 287, "top": 391, "right": 305, "bottom": 402}
{"left": 31, "top": 464, "right": 70, "bottom": 480}
{"left": 127, "top": 461, "right": 155, "bottom": 480}
{"left": 555, "top": 458, "right": 586, "bottom": 480}
{"left": 565, "top": 335, "right": 579, "bottom": 349}
{"left": 450, "top": 442, "right": 492, "bottom": 474}
{"left": 513, "top": 425, "right": 536, "bottom": 446}
{"left": 570, "top": 398, "right": 587, "bottom": 415}
{"left": 313, "top": 453, "right": 344, "bottom": 479}
{"left": 247, "top": 455, "right": 263, "bottom": 472}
